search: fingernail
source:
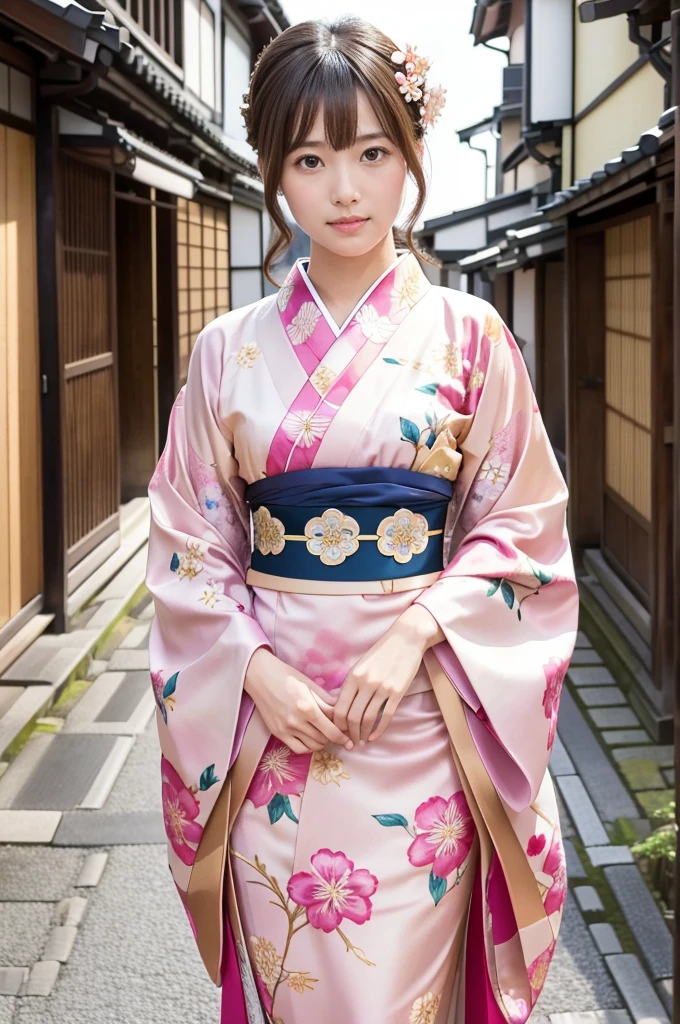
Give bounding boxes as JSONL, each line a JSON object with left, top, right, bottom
{"left": 345, "top": 741, "right": 353, "bottom": 750}
{"left": 359, "top": 740, "right": 366, "bottom": 746}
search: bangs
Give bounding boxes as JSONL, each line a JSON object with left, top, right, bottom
{"left": 284, "top": 56, "right": 394, "bottom": 155}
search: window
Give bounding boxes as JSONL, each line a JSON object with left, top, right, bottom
{"left": 0, "top": 61, "right": 33, "bottom": 125}
{"left": 177, "top": 199, "right": 230, "bottom": 381}
{"left": 117, "top": 0, "right": 182, "bottom": 65}
{"left": 184, "top": 0, "right": 215, "bottom": 107}
{"left": 223, "top": 18, "right": 251, "bottom": 140}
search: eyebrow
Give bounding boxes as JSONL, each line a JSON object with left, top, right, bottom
{"left": 290, "top": 132, "right": 389, "bottom": 150}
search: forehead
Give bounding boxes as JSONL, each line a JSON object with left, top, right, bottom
{"left": 301, "top": 89, "right": 385, "bottom": 144}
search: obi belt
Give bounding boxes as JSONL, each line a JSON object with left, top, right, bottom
{"left": 244, "top": 467, "right": 453, "bottom": 596}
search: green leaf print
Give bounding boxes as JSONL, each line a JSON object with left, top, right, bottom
{"left": 163, "top": 672, "right": 179, "bottom": 699}
{"left": 267, "top": 793, "right": 285, "bottom": 824}
{"left": 429, "top": 869, "right": 447, "bottom": 907}
{"left": 416, "top": 383, "right": 439, "bottom": 396}
{"left": 199, "top": 764, "right": 220, "bottom": 790}
{"left": 500, "top": 580, "right": 515, "bottom": 609}
{"left": 400, "top": 418, "right": 421, "bottom": 446}
{"left": 170, "top": 553, "right": 180, "bottom": 572}
{"left": 372, "top": 814, "right": 409, "bottom": 828}
{"left": 486, "top": 579, "right": 501, "bottom": 597}
{"left": 282, "top": 795, "right": 299, "bottom": 824}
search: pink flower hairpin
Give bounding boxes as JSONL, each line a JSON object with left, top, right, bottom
{"left": 391, "top": 45, "right": 447, "bottom": 131}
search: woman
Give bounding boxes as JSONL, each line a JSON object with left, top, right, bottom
{"left": 146, "top": 16, "right": 577, "bottom": 1024}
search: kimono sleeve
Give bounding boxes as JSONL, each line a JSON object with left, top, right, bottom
{"left": 415, "top": 311, "right": 579, "bottom": 811}
{"left": 145, "top": 323, "right": 271, "bottom": 876}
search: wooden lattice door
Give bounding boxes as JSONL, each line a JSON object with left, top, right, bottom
{"left": 602, "top": 215, "right": 652, "bottom": 602}
{"left": 58, "top": 153, "right": 119, "bottom": 573}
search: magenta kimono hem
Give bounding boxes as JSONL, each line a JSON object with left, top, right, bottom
{"left": 146, "top": 250, "right": 578, "bottom": 1024}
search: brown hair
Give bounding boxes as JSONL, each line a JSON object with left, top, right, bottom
{"left": 240, "top": 17, "right": 440, "bottom": 286}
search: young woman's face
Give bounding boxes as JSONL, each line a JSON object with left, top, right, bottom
{"left": 278, "top": 89, "right": 409, "bottom": 256}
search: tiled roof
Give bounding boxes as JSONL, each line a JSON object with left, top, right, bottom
{"left": 26, "top": 0, "right": 128, "bottom": 57}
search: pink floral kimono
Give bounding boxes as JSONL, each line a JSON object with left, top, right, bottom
{"left": 145, "top": 249, "right": 578, "bottom": 1024}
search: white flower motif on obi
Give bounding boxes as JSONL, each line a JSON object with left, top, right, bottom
{"left": 277, "top": 278, "right": 295, "bottom": 312}
{"left": 391, "top": 257, "right": 423, "bottom": 310}
{"left": 176, "top": 538, "right": 206, "bottom": 581}
{"left": 252, "top": 506, "right": 285, "bottom": 556}
{"left": 286, "top": 301, "right": 321, "bottom": 345}
{"left": 304, "top": 508, "right": 360, "bottom": 566}
{"left": 409, "top": 991, "right": 441, "bottom": 1024}
{"left": 236, "top": 342, "right": 261, "bottom": 369}
{"left": 376, "top": 508, "right": 429, "bottom": 564}
{"left": 199, "top": 577, "right": 224, "bottom": 608}
{"left": 282, "top": 409, "right": 331, "bottom": 448}
{"left": 480, "top": 459, "right": 510, "bottom": 487}
{"left": 310, "top": 364, "right": 337, "bottom": 397}
{"left": 311, "top": 750, "right": 351, "bottom": 786}
{"left": 355, "top": 304, "right": 397, "bottom": 344}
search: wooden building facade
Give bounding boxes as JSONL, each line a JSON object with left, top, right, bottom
{"left": 0, "top": 0, "right": 287, "bottom": 665}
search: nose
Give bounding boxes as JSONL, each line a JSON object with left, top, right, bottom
{"left": 331, "top": 165, "right": 361, "bottom": 208}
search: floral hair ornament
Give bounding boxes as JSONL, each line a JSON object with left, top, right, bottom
{"left": 391, "top": 45, "right": 447, "bottom": 132}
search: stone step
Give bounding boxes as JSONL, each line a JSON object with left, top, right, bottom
{"left": 604, "top": 865, "right": 673, "bottom": 982}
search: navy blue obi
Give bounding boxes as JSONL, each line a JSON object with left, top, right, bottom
{"left": 245, "top": 467, "right": 452, "bottom": 584}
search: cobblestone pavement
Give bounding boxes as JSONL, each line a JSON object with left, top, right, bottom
{"left": 0, "top": 596, "right": 672, "bottom": 1024}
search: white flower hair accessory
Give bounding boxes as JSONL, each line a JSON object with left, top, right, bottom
{"left": 391, "top": 45, "right": 447, "bottom": 132}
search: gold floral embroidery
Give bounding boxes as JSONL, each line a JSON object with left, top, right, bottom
{"left": 249, "top": 935, "right": 281, "bottom": 991}
{"left": 277, "top": 278, "right": 295, "bottom": 312}
{"left": 198, "top": 578, "right": 223, "bottom": 608}
{"left": 392, "top": 257, "right": 424, "bottom": 310}
{"left": 253, "top": 506, "right": 286, "bottom": 556}
{"left": 409, "top": 991, "right": 441, "bottom": 1024}
{"left": 236, "top": 342, "right": 261, "bottom": 369}
{"left": 428, "top": 339, "right": 462, "bottom": 378}
{"left": 310, "top": 364, "right": 338, "bottom": 397}
{"left": 376, "top": 508, "right": 429, "bottom": 564}
{"left": 469, "top": 367, "right": 485, "bottom": 390}
{"left": 355, "top": 304, "right": 397, "bottom": 343}
{"left": 480, "top": 458, "right": 510, "bottom": 486}
{"left": 286, "top": 971, "right": 318, "bottom": 993}
{"left": 484, "top": 312, "right": 503, "bottom": 343}
{"left": 287, "top": 301, "right": 321, "bottom": 345}
{"left": 176, "top": 538, "right": 206, "bottom": 581}
{"left": 311, "top": 750, "right": 351, "bottom": 786}
{"left": 305, "top": 508, "right": 360, "bottom": 566}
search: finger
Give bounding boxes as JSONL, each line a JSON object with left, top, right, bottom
{"left": 295, "top": 723, "right": 330, "bottom": 751}
{"left": 360, "top": 691, "right": 388, "bottom": 743}
{"left": 310, "top": 702, "right": 354, "bottom": 749}
{"left": 332, "top": 678, "right": 358, "bottom": 734}
{"left": 285, "top": 735, "right": 312, "bottom": 755}
{"left": 368, "top": 695, "right": 400, "bottom": 741}
{"left": 346, "top": 687, "right": 376, "bottom": 747}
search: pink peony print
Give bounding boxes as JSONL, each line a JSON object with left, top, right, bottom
{"left": 436, "top": 379, "right": 467, "bottom": 414}
{"left": 542, "top": 657, "right": 568, "bottom": 750}
{"left": 407, "top": 793, "right": 476, "bottom": 878}
{"left": 301, "top": 629, "right": 351, "bottom": 693}
{"left": 246, "top": 736, "right": 312, "bottom": 808}
{"left": 287, "top": 849, "right": 379, "bottom": 932}
{"left": 526, "top": 833, "right": 547, "bottom": 858}
{"left": 528, "top": 940, "right": 556, "bottom": 1003}
{"left": 542, "top": 827, "right": 567, "bottom": 917}
{"left": 161, "top": 756, "right": 203, "bottom": 866}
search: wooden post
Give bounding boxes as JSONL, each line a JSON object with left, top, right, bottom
{"left": 671, "top": 5, "right": 680, "bottom": 1021}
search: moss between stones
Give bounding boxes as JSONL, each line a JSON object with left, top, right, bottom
{"left": 618, "top": 758, "right": 666, "bottom": 792}
{"left": 637, "top": 788, "right": 675, "bottom": 817}
{"left": 51, "top": 678, "right": 92, "bottom": 717}
{"left": 568, "top": 834, "right": 637, "bottom": 955}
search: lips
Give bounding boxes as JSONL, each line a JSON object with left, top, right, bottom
{"left": 329, "top": 217, "right": 367, "bottom": 225}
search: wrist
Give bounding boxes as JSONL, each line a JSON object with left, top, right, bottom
{"left": 396, "top": 604, "right": 444, "bottom": 652}
{"left": 244, "top": 646, "right": 274, "bottom": 698}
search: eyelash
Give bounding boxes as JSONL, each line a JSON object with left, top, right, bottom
{"left": 295, "top": 147, "right": 389, "bottom": 169}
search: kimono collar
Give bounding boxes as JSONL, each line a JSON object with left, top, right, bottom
{"left": 276, "top": 249, "right": 431, "bottom": 343}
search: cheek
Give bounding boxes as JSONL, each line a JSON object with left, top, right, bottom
{"left": 280, "top": 171, "right": 321, "bottom": 227}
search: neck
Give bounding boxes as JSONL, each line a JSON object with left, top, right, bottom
{"left": 304, "top": 234, "right": 401, "bottom": 328}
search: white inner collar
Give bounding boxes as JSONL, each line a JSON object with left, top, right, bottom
{"left": 296, "top": 249, "right": 410, "bottom": 338}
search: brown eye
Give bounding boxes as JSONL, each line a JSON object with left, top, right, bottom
{"left": 297, "top": 155, "right": 320, "bottom": 169}
{"left": 362, "top": 147, "right": 388, "bottom": 163}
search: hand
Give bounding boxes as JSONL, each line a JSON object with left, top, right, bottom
{"left": 244, "top": 648, "right": 353, "bottom": 755}
{"left": 333, "top": 605, "right": 444, "bottom": 745}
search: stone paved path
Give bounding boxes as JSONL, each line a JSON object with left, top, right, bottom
{"left": 0, "top": 599, "right": 671, "bottom": 1023}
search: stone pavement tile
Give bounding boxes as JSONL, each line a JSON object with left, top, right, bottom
{"left": 602, "top": 729, "right": 651, "bottom": 746}
{"left": 605, "top": 954, "right": 670, "bottom": 1024}
{"left": 589, "top": 923, "right": 622, "bottom": 956}
{"left": 0, "top": 846, "right": 83, "bottom": 901}
{"left": 588, "top": 708, "right": 641, "bottom": 730}
{"left": 56, "top": 896, "right": 88, "bottom": 928}
{"left": 94, "top": 671, "right": 150, "bottom": 724}
{"left": 11, "top": 733, "right": 120, "bottom": 810}
{"left": 0, "top": 967, "right": 28, "bottom": 996}
{"left": 0, "top": 687, "right": 21, "bottom": 718}
{"left": 83, "top": 599, "right": 124, "bottom": 632}
{"left": 575, "top": 631, "right": 592, "bottom": 648}
{"left": 604, "top": 865, "right": 673, "bottom": 981}
{"left": 638, "top": 789, "right": 674, "bottom": 816}
{"left": 79, "top": 736, "right": 134, "bottom": 809}
{"left": 556, "top": 788, "right": 576, "bottom": 838}
{"left": 533, "top": 898, "right": 623, "bottom": 1016}
{"left": 0, "top": 734, "right": 54, "bottom": 809}
{"left": 0, "top": 686, "right": 52, "bottom": 760}
{"left": 135, "top": 596, "right": 155, "bottom": 621}
{"left": 53, "top": 810, "right": 165, "bottom": 846}
{"left": 97, "top": 726, "right": 161, "bottom": 815}
{"left": 119, "top": 622, "right": 151, "bottom": 649}
{"left": 569, "top": 666, "right": 615, "bottom": 686}
{"left": 612, "top": 745, "right": 674, "bottom": 766}
{"left": 656, "top": 979, "right": 673, "bottom": 1017}
{"left": 573, "top": 886, "right": 604, "bottom": 913}
{"left": 556, "top": 691, "right": 637, "bottom": 821}
{"left": 25, "top": 960, "right": 60, "bottom": 997}
{"left": 617, "top": 758, "right": 665, "bottom": 791}
{"left": 549, "top": 1013, "right": 632, "bottom": 1023}
{"left": 75, "top": 852, "right": 108, "bottom": 888}
{"left": 42, "top": 925, "right": 77, "bottom": 963}
{"left": 551, "top": 734, "right": 576, "bottom": 776}
{"left": 662, "top": 768, "right": 674, "bottom": 786}
{"left": 0, "top": 903, "right": 52, "bottom": 966}
{"left": 556, "top": 777, "right": 609, "bottom": 846}
{"left": 579, "top": 687, "right": 626, "bottom": 707}
{"left": 564, "top": 839, "right": 587, "bottom": 878}
{"left": 586, "top": 846, "right": 633, "bottom": 867}
{"left": 108, "top": 648, "right": 149, "bottom": 672}
{"left": 0, "top": 997, "right": 14, "bottom": 1024}
{"left": 62, "top": 672, "right": 124, "bottom": 732}
{"left": 569, "top": 648, "right": 604, "bottom": 666}
{"left": 0, "top": 810, "right": 61, "bottom": 843}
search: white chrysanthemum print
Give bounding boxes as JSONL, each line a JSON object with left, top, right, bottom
{"left": 355, "top": 304, "right": 397, "bottom": 343}
{"left": 311, "top": 750, "right": 351, "bottom": 786}
{"left": 480, "top": 459, "right": 510, "bottom": 486}
{"left": 277, "top": 278, "right": 295, "bottom": 312}
{"left": 236, "top": 342, "right": 261, "bottom": 369}
{"left": 176, "top": 538, "right": 206, "bottom": 581}
{"left": 409, "top": 991, "right": 441, "bottom": 1024}
{"left": 310, "top": 364, "right": 338, "bottom": 396}
{"left": 392, "top": 257, "right": 423, "bottom": 310}
{"left": 287, "top": 301, "right": 321, "bottom": 345}
{"left": 282, "top": 410, "right": 331, "bottom": 448}
{"left": 429, "top": 339, "right": 462, "bottom": 378}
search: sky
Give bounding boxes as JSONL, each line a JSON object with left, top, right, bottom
{"left": 279, "top": 0, "right": 508, "bottom": 227}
